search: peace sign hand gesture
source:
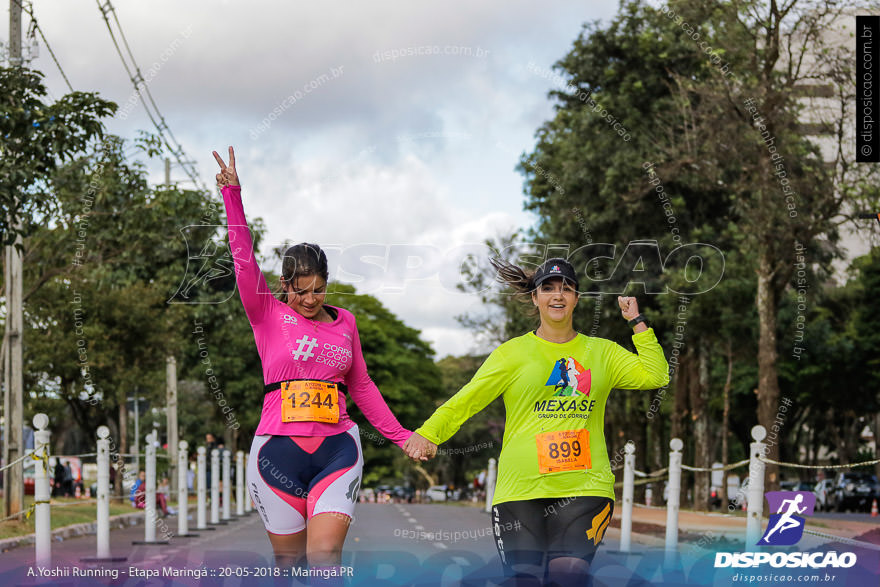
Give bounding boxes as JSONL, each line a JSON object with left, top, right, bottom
{"left": 212, "top": 146, "right": 240, "bottom": 188}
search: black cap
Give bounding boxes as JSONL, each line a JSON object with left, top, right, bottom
{"left": 533, "top": 258, "right": 579, "bottom": 290}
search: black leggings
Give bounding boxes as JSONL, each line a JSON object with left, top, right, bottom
{"left": 492, "top": 496, "right": 613, "bottom": 584}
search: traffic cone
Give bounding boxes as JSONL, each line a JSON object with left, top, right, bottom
{"left": 871, "top": 499, "right": 878, "bottom": 517}
{"left": 85, "top": 486, "right": 91, "bottom": 499}
{"left": 75, "top": 485, "right": 81, "bottom": 498}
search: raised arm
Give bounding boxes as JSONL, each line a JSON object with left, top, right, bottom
{"left": 608, "top": 297, "right": 670, "bottom": 389}
{"left": 213, "top": 146, "right": 275, "bottom": 325}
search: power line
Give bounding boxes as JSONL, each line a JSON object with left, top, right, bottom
{"left": 94, "top": 0, "right": 208, "bottom": 194}
{"left": 13, "top": 0, "right": 74, "bottom": 92}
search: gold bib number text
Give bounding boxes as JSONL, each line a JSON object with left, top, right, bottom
{"left": 280, "top": 381, "right": 339, "bottom": 423}
{"left": 535, "top": 429, "right": 590, "bottom": 474}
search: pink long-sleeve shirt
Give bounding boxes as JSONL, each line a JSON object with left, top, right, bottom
{"left": 222, "top": 185, "right": 412, "bottom": 446}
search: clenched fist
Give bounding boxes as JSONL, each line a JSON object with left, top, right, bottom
{"left": 617, "top": 296, "right": 640, "bottom": 321}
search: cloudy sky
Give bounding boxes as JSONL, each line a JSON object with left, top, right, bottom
{"left": 8, "top": 1, "right": 625, "bottom": 358}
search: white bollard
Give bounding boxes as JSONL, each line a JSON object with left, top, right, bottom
{"left": 178, "top": 441, "right": 196, "bottom": 537}
{"left": 244, "top": 454, "right": 253, "bottom": 513}
{"left": 33, "top": 414, "right": 52, "bottom": 567}
{"left": 81, "top": 425, "right": 127, "bottom": 562}
{"left": 96, "top": 426, "right": 111, "bottom": 558}
{"left": 620, "top": 442, "right": 636, "bottom": 552}
{"left": 197, "top": 446, "right": 208, "bottom": 530}
{"left": 144, "top": 432, "right": 157, "bottom": 542}
{"left": 211, "top": 448, "right": 221, "bottom": 524}
{"left": 665, "top": 438, "right": 684, "bottom": 566}
{"left": 222, "top": 449, "right": 232, "bottom": 520}
{"left": 746, "top": 425, "right": 767, "bottom": 549}
{"left": 484, "top": 458, "right": 497, "bottom": 513}
{"left": 132, "top": 431, "right": 169, "bottom": 545}
{"left": 236, "top": 451, "right": 245, "bottom": 516}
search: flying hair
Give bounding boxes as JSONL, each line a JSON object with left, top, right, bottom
{"left": 490, "top": 257, "right": 536, "bottom": 294}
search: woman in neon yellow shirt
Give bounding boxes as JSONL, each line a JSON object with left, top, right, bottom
{"left": 403, "top": 257, "right": 669, "bottom": 585}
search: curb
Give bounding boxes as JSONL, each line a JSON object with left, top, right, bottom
{"left": 0, "top": 512, "right": 144, "bottom": 553}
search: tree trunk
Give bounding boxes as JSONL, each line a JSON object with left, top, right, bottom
{"left": 875, "top": 414, "right": 880, "bottom": 480}
{"left": 721, "top": 341, "right": 733, "bottom": 512}
{"left": 651, "top": 416, "right": 665, "bottom": 475}
{"left": 756, "top": 253, "right": 781, "bottom": 490}
{"left": 671, "top": 352, "right": 689, "bottom": 441}
{"left": 117, "top": 400, "right": 129, "bottom": 496}
{"left": 690, "top": 341, "right": 711, "bottom": 511}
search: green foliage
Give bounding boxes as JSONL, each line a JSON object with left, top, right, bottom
{"left": 461, "top": 0, "right": 880, "bottom": 487}
{"left": 20, "top": 135, "right": 220, "bottom": 449}
{"left": 0, "top": 67, "right": 116, "bottom": 245}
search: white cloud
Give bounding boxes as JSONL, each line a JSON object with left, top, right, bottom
{"left": 18, "top": 0, "right": 619, "bottom": 355}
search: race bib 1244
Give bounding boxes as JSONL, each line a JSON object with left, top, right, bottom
{"left": 280, "top": 381, "right": 339, "bottom": 423}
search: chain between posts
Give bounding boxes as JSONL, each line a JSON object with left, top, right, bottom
{"left": 802, "top": 529, "right": 880, "bottom": 551}
{"left": 0, "top": 446, "right": 48, "bottom": 473}
{"left": 759, "top": 456, "right": 880, "bottom": 469}
{"left": 681, "top": 459, "right": 750, "bottom": 473}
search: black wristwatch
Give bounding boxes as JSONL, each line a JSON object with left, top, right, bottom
{"left": 627, "top": 314, "right": 648, "bottom": 328}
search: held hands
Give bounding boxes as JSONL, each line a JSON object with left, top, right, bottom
{"left": 212, "top": 146, "right": 240, "bottom": 187}
{"left": 402, "top": 432, "right": 438, "bottom": 462}
{"left": 617, "top": 296, "right": 640, "bottom": 321}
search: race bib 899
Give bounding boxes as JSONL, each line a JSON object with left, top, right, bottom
{"left": 535, "top": 429, "right": 590, "bottom": 474}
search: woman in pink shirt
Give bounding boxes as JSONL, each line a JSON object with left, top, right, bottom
{"left": 213, "top": 147, "right": 412, "bottom": 574}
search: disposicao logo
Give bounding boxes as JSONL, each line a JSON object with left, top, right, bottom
{"left": 760, "top": 491, "right": 814, "bottom": 545}
{"left": 714, "top": 491, "right": 858, "bottom": 569}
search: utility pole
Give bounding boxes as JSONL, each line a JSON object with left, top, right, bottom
{"left": 166, "top": 357, "right": 178, "bottom": 494}
{"left": 3, "top": 0, "right": 25, "bottom": 521}
{"left": 163, "top": 158, "right": 179, "bottom": 494}
{"left": 129, "top": 394, "right": 145, "bottom": 474}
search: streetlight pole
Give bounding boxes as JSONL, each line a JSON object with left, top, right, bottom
{"left": 3, "top": 0, "right": 25, "bottom": 520}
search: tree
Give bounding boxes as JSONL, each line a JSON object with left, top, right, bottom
{"left": 1, "top": 66, "right": 115, "bottom": 514}
{"left": 507, "top": 0, "right": 879, "bottom": 502}
{"left": 0, "top": 67, "right": 115, "bottom": 244}
{"left": 514, "top": 0, "right": 745, "bottom": 507}
{"left": 19, "top": 136, "right": 220, "bottom": 474}
{"left": 653, "top": 0, "right": 879, "bottom": 488}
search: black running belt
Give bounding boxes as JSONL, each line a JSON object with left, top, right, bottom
{"left": 264, "top": 379, "right": 348, "bottom": 395}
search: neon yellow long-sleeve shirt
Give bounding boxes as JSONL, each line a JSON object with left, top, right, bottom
{"left": 416, "top": 328, "right": 669, "bottom": 505}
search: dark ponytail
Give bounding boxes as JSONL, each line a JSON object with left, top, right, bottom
{"left": 489, "top": 257, "right": 540, "bottom": 319}
{"left": 489, "top": 257, "right": 536, "bottom": 293}
{"left": 278, "top": 243, "right": 328, "bottom": 303}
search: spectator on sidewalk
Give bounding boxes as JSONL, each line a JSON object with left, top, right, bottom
{"left": 132, "top": 470, "right": 171, "bottom": 516}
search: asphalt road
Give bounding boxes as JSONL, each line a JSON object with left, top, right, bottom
{"left": 0, "top": 503, "right": 507, "bottom": 586}
{"left": 0, "top": 503, "right": 876, "bottom": 586}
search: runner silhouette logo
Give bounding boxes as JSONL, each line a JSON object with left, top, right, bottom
{"left": 545, "top": 357, "right": 591, "bottom": 397}
{"left": 759, "top": 491, "right": 815, "bottom": 545}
